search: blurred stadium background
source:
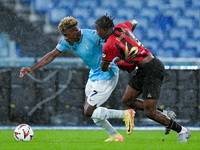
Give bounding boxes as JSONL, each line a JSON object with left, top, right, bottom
{"left": 0, "top": 0, "right": 200, "bottom": 128}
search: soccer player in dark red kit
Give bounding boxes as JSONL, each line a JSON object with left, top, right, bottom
{"left": 95, "top": 14, "right": 191, "bottom": 142}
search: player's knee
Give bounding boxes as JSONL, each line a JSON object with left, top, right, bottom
{"left": 84, "top": 102, "right": 96, "bottom": 117}
{"left": 91, "top": 107, "right": 108, "bottom": 120}
{"left": 84, "top": 108, "right": 92, "bottom": 117}
{"left": 122, "top": 97, "right": 132, "bottom": 107}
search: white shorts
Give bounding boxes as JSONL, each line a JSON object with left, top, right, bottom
{"left": 85, "top": 73, "right": 119, "bottom": 107}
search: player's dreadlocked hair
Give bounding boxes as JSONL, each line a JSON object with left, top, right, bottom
{"left": 95, "top": 14, "right": 115, "bottom": 29}
{"left": 58, "top": 16, "right": 78, "bottom": 32}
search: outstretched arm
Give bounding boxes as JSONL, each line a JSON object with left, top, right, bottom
{"left": 129, "top": 20, "right": 138, "bottom": 32}
{"left": 19, "top": 48, "right": 61, "bottom": 77}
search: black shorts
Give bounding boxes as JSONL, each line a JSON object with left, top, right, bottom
{"left": 128, "top": 57, "right": 165, "bottom": 99}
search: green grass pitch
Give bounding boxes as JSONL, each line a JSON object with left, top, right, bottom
{"left": 0, "top": 130, "right": 199, "bottom": 150}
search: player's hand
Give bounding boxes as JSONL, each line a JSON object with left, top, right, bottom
{"left": 113, "top": 57, "right": 120, "bottom": 64}
{"left": 19, "top": 67, "right": 32, "bottom": 78}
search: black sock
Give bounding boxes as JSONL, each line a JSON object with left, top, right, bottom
{"left": 167, "top": 119, "right": 182, "bottom": 133}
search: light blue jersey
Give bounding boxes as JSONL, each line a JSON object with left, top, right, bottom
{"left": 56, "top": 29, "right": 119, "bottom": 81}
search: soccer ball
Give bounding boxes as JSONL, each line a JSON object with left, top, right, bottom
{"left": 14, "top": 124, "right": 34, "bottom": 141}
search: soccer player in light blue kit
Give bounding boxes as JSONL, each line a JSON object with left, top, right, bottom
{"left": 19, "top": 16, "right": 135, "bottom": 142}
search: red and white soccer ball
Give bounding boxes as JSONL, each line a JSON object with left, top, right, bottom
{"left": 14, "top": 124, "right": 34, "bottom": 141}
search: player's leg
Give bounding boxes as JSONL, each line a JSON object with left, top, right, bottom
{"left": 91, "top": 106, "right": 135, "bottom": 135}
{"left": 91, "top": 74, "right": 134, "bottom": 135}
{"left": 122, "top": 57, "right": 190, "bottom": 141}
{"left": 122, "top": 87, "right": 187, "bottom": 138}
{"left": 84, "top": 74, "right": 124, "bottom": 119}
{"left": 122, "top": 85, "right": 172, "bottom": 115}
{"left": 84, "top": 100, "right": 122, "bottom": 139}
{"left": 143, "top": 99, "right": 171, "bottom": 125}
{"left": 122, "top": 86, "right": 172, "bottom": 126}
{"left": 84, "top": 74, "right": 134, "bottom": 140}
{"left": 122, "top": 85, "right": 176, "bottom": 135}
{"left": 122, "top": 85, "right": 143, "bottom": 109}
{"left": 157, "top": 108, "right": 177, "bottom": 135}
{"left": 143, "top": 99, "right": 191, "bottom": 142}
{"left": 140, "top": 59, "right": 190, "bottom": 142}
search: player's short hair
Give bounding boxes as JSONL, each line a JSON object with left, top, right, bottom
{"left": 95, "top": 14, "right": 115, "bottom": 29}
{"left": 58, "top": 16, "right": 78, "bottom": 32}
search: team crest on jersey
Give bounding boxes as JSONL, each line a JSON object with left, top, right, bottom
{"left": 84, "top": 43, "right": 89, "bottom": 49}
{"left": 102, "top": 53, "right": 106, "bottom": 58}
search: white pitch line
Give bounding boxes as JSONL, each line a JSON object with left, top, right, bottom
{"left": 1, "top": 126, "right": 200, "bottom": 131}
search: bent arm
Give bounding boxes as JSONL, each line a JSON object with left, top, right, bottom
{"left": 19, "top": 48, "right": 60, "bottom": 77}
{"left": 129, "top": 20, "right": 138, "bottom": 32}
{"left": 101, "top": 60, "right": 111, "bottom": 72}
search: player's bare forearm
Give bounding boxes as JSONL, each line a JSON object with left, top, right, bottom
{"left": 30, "top": 52, "right": 55, "bottom": 71}
{"left": 19, "top": 49, "right": 60, "bottom": 77}
{"left": 101, "top": 60, "right": 110, "bottom": 72}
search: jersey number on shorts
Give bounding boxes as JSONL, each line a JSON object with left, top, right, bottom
{"left": 91, "top": 90, "right": 98, "bottom": 97}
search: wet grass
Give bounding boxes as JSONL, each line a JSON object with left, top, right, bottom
{"left": 0, "top": 130, "right": 199, "bottom": 150}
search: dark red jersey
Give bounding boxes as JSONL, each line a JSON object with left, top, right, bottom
{"left": 102, "top": 21, "right": 151, "bottom": 66}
